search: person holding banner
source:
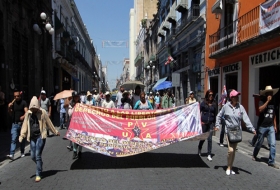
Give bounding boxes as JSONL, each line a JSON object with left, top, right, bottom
{"left": 134, "top": 92, "right": 153, "bottom": 110}
{"left": 68, "top": 91, "right": 82, "bottom": 159}
{"left": 215, "top": 90, "right": 256, "bottom": 175}
{"left": 198, "top": 89, "right": 217, "bottom": 161}
{"left": 102, "top": 92, "right": 116, "bottom": 108}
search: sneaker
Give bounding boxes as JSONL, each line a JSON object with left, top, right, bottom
{"left": 6, "top": 155, "right": 14, "bottom": 160}
{"left": 20, "top": 153, "right": 25, "bottom": 158}
{"left": 73, "top": 151, "right": 78, "bottom": 159}
{"left": 220, "top": 143, "right": 224, "bottom": 147}
{"left": 231, "top": 170, "right": 235, "bottom": 175}
{"left": 226, "top": 170, "right": 231, "bottom": 175}
{"left": 67, "top": 146, "right": 73, "bottom": 151}
{"left": 207, "top": 155, "right": 212, "bottom": 161}
{"left": 198, "top": 149, "right": 201, "bottom": 156}
{"left": 35, "top": 176, "right": 41, "bottom": 182}
{"left": 268, "top": 163, "right": 280, "bottom": 169}
{"left": 252, "top": 156, "right": 257, "bottom": 161}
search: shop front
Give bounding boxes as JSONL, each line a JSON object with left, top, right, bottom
{"left": 249, "top": 47, "right": 280, "bottom": 126}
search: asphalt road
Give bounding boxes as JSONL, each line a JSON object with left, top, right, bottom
{"left": 0, "top": 129, "right": 279, "bottom": 190}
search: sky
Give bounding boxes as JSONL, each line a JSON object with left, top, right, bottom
{"left": 75, "top": 0, "right": 133, "bottom": 91}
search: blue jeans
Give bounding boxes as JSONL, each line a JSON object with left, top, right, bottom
{"left": 60, "top": 112, "right": 66, "bottom": 127}
{"left": 30, "top": 136, "right": 46, "bottom": 177}
{"left": 198, "top": 123, "right": 214, "bottom": 156}
{"left": 253, "top": 126, "right": 276, "bottom": 164}
{"left": 10, "top": 123, "right": 26, "bottom": 155}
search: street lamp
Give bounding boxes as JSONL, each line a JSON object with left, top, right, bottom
{"left": 146, "top": 60, "right": 156, "bottom": 92}
{"left": 33, "top": 12, "right": 54, "bottom": 35}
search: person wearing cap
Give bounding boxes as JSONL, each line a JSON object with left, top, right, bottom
{"left": 68, "top": 91, "right": 82, "bottom": 159}
{"left": 39, "top": 90, "right": 51, "bottom": 136}
{"left": 215, "top": 89, "right": 256, "bottom": 175}
{"left": 154, "top": 92, "right": 160, "bottom": 109}
{"left": 92, "top": 90, "right": 100, "bottom": 106}
{"left": 102, "top": 91, "right": 115, "bottom": 108}
{"left": 85, "top": 91, "right": 95, "bottom": 106}
{"left": 19, "top": 96, "right": 60, "bottom": 182}
{"left": 188, "top": 91, "right": 196, "bottom": 104}
{"left": 120, "top": 91, "right": 132, "bottom": 109}
{"left": 252, "top": 86, "right": 279, "bottom": 169}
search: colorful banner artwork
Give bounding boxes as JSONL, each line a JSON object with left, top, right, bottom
{"left": 260, "top": 0, "right": 280, "bottom": 34}
{"left": 65, "top": 102, "right": 203, "bottom": 157}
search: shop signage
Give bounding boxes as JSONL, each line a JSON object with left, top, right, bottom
{"left": 250, "top": 47, "right": 280, "bottom": 65}
{"left": 208, "top": 67, "right": 220, "bottom": 76}
{"left": 223, "top": 62, "right": 240, "bottom": 73}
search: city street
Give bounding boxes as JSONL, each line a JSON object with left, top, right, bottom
{"left": 0, "top": 129, "right": 279, "bottom": 190}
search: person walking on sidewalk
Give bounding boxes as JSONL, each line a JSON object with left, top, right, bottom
{"left": 214, "top": 89, "right": 256, "bottom": 175}
{"left": 198, "top": 89, "right": 217, "bottom": 161}
{"left": 6, "top": 90, "right": 28, "bottom": 160}
{"left": 39, "top": 90, "right": 51, "bottom": 136}
{"left": 68, "top": 91, "right": 82, "bottom": 159}
{"left": 19, "top": 96, "right": 60, "bottom": 182}
{"left": 252, "top": 86, "right": 279, "bottom": 169}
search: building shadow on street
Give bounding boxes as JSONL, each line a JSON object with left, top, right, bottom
{"left": 70, "top": 152, "right": 210, "bottom": 170}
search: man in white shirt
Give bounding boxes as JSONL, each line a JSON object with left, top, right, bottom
{"left": 93, "top": 90, "right": 100, "bottom": 106}
{"left": 115, "top": 87, "right": 124, "bottom": 108}
{"left": 102, "top": 92, "right": 115, "bottom": 108}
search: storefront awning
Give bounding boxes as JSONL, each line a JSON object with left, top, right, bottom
{"left": 152, "top": 77, "right": 167, "bottom": 91}
{"left": 212, "top": 0, "right": 223, "bottom": 14}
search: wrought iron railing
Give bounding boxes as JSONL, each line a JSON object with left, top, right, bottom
{"left": 209, "top": 6, "right": 260, "bottom": 56}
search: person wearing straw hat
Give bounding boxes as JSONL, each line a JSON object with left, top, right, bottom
{"left": 85, "top": 91, "right": 95, "bottom": 106}
{"left": 252, "top": 85, "right": 279, "bottom": 169}
{"left": 102, "top": 91, "right": 115, "bottom": 108}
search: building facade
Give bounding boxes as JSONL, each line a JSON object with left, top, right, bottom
{"left": 156, "top": 0, "right": 206, "bottom": 105}
{"left": 0, "top": 0, "right": 54, "bottom": 101}
{"left": 207, "top": 0, "right": 280, "bottom": 126}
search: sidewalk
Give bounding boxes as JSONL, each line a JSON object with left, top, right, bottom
{"left": 0, "top": 115, "right": 60, "bottom": 163}
{"left": 212, "top": 129, "right": 280, "bottom": 165}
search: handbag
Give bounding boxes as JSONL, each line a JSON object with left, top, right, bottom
{"left": 227, "top": 126, "right": 242, "bottom": 143}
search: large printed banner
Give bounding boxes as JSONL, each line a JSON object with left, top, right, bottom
{"left": 260, "top": 0, "right": 280, "bottom": 34}
{"left": 65, "top": 102, "right": 204, "bottom": 157}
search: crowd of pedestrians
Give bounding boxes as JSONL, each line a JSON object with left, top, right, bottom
{"left": 2, "top": 84, "right": 279, "bottom": 182}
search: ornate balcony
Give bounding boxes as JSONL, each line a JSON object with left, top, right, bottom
{"left": 209, "top": 5, "right": 268, "bottom": 58}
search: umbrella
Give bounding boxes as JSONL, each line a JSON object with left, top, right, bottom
{"left": 153, "top": 81, "right": 172, "bottom": 91}
{"left": 53, "top": 90, "right": 73, "bottom": 100}
{"left": 121, "top": 81, "right": 145, "bottom": 90}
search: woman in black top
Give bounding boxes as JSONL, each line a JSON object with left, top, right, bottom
{"left": 198, "top": 89, "right": 217, "bottom": 161}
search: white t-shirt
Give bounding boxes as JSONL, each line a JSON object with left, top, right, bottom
{"left": 116, "top": 91, "right": 123, "bottom": 106}
{"left": 102, "top": 100, "right": 115, "bottom": 108}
